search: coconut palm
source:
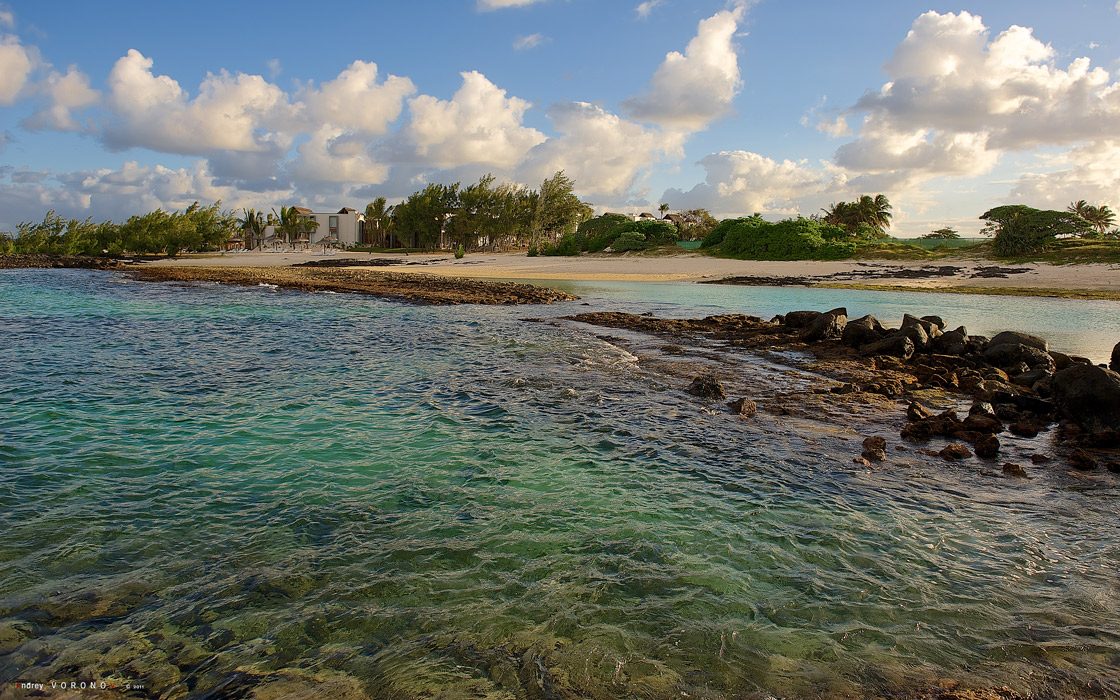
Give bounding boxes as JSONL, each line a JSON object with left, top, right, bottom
{"left": 1066, "top": 200, "right": 1116, "bottom": 236}
{"left": 659, "top": 202, "right": 670, "bottom": 218}
{"left": 1067, "top": 200, "right": 1093, "bottom": 219}
{"left": 822, "top": 194, "right": 892, "bottom": 238}
{"left": 271, "top": 206, "right": 304, "bottom": 248}
{"left": 1084, "top": 205, "right": 1116, "bottom": 236}
{"left": 237, "top": 208, "right": 265, "bottom": 249}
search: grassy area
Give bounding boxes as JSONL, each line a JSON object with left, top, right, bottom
{"left": 996, "top": 238, "right": 1120, "bottom": 265}
{"left": 851, "top": 241, "right": 943, "bottom": 260}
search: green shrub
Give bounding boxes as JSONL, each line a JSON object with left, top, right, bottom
{"left": 711, "top": 217, "right": 856, "bottom": 261}
{"left": 454, "top": 244, "right": 465, "bottom": 259}
{"left": 611, "top": 231, "right": 647, "bottom": 251}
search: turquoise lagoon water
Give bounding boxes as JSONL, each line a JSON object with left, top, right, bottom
{"left": 1, "top": 269, "right": 1119, "bottom": 698}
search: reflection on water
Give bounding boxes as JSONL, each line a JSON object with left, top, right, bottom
{"left": 0, "top": 269, "right": 1118, "bottom": 699}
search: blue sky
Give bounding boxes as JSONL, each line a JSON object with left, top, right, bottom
{"left": 1, "top": 0, "right": 1119, "bottom": 235}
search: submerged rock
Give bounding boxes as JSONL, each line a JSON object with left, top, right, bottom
{"left": 1069, "top": 448, "right": 1099, "bottom": 471}
{"left": 1003, "top": 463, "right": 1029, "bottom": 478}
{"left": 940, "top": 443, "right": 972, "bottom": 460}
{"left": 974, "top": 435, "right": 1000, "bottom": 459}
{"left": 687, "top": 374, "right": 726, "bottom": 400}
{"left": 728, "top": 397, "right": 757, "bottom": 416}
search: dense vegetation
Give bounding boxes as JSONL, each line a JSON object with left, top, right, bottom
{"left": 0, "top": 202, "right": 235, "bottom": 257}
{"left": 700, "top": 215, "right": 858, "bottom": 260}
{"left": 4, "top": 181, "right": 1116, "bottom": 263}
{"left": 365, "top": 171, "right": 593, "bottom": 252}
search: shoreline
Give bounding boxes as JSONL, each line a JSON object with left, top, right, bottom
{"left": 100, "top": 250, "right": 1120, "bottom": 299}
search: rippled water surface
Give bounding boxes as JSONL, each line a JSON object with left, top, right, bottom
{"left": 1, "top": 269, "right": 1118, "bottom": 699}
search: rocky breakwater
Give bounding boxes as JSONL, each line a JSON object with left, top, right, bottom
{"left": 0, "top": 254, "right": 127, "bottom": 270}
{"left": 122, "top": 265, "right": 579, "bottom": 305}
{"left": 568, "top": 307, "right": 1120, "bottom": 477}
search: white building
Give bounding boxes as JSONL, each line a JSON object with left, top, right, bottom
{"left": 262, "top": 207, "right": 367, "bottom": 248}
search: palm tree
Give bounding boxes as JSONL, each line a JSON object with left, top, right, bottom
{"left": 1067, "top": 200, "right": 1093, "bottom": 219}
{"left": 237, "top": 208, "right": 265, "bottom": 249}
{"left": 822, "top": 194, "right": 892, "bottom": 238}
{"left": 271, "top": 206, "right": 303, "bottom": 248}
{"left": 365, "top": 197, "right": 394, "bottom": 247}
{"left": 659, "top": 202, "right": 670, "bottom": 219}
{"left": 1067, "top": 200, "right": 1116, "bottom": 237}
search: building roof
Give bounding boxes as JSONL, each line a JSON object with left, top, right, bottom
{"left": 291, "top": 206, "right": 313, "bottom": 215}
{"left": 338, "top": 207, "right": 358, "bottom": 214}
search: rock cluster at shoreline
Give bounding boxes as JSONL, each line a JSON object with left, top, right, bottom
{"left": 0, "top": 254, "right": 128, "bottom": 270}
{"left": 121, "top": 265, "right": 578, "bottom": 305}
{"left": 568, "top": 308, "right": 1120, "bottom": 476}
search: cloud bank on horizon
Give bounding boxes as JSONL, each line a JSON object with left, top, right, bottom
{"left": 0, "top": 1, "right": 1119, "bottom": 235}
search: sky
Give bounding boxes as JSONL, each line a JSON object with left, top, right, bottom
{"left": 1, "top": 0, "right": 1119, "bottom": 236}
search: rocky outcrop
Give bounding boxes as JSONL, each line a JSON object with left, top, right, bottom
{"left": 1050, "top": 364, "right": 1120, "bottom": 435}
{"left": 799, "top": 308, "right": 847, "bottom": 342}
{"left": 842, "top": 315, "right": 885, "bottom": 348}
{"left": 1112, "top": 341, "right": 1120, "bottom": 372}
{"left": 987, "top": 331, "right": 1048, "bottom": 353}
{"left": 860, "top": 334, "right": 915, "bottom": 360}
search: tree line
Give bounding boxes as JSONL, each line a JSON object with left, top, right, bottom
{"left": 0, "top": 202, "right": 236, "bottom": 257}
{"left": 360, "top": 171, "right": 593, "bottom": 251}
{"left": 2, "top": 181, "right": 1115, "bottom": 259}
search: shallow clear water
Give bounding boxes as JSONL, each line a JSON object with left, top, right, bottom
{"left": 1, "top": 269, "right": 1118, "bottom": 699}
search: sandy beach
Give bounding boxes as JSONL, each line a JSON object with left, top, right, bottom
{"left": 141, "top": 249, "right": 1120, "bottom": 296}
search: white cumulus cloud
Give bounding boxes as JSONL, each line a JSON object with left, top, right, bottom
{"left": 23, "top": 66, "right": 100, "bottom": 131}
{"left": 0, "top": 34, "right": 33, "bottom": 106}
{"left": 301, "top": 60, "right": 415, "bottom": 135}
{"left": 662, "top": 150, "right": 846, "bottom": 219}
{"left": 517, "top": 101, "right": 683, "bottom": 203}
{"left": 101, "top": 49, "right": 294, "bottom": 156}
{"left": 404, "top": 70, "right": 546, "bottom": 169}
{"left": 837, "top": 11, "right": 1120, "bottom": 183}
{"left": 622, "top": 9, "right": 743, "bottom": 131}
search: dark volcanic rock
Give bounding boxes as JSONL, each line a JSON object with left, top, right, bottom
{"left": 800, "top": 308, "right": 847, "bottom": 342}
{"left": 939, "top": 443, "right": 972, "bottom": 460}
{"left": 983, "top": 343, "right": 1055, "bottom": 373}
{"left": 896, "top": 323, "right": 931, "bottom": 351}
{"left": 728, "top": 397, "right": 757, "bottom": 416}
{"left": 907, "top": 401, "right": 934, "bottom": 421}
{"left": 688, "top": 374, "right": 726, "bottom": 400}
{"left": 860, "top": 334, "right": 915, "bottom": 360}
{"left": 1003, "top": 463, "right": 1029, "bottom": 478}
{"left": 1009, "top": 422, "right": 1040, "bottom": 438}
{"left": 784, "top": 310, "right": 823, "bottom": 328}
{"left": 842, "top": 315, "right": 884, "bottom": 348}
{"left": 1113, "top": 342, "right": 1120, "bottom": 372}
{"left": 1069, "top": 448, "right": 1098, "bottom": 471}
{"left": 974, "top": 434, "right": 1000, "bottom": 459}
{"left": 1050, "top": 364, "right": 1120, "bottom": 434}
{"left": 987, "top": 331, "right": 1048, "bottom": 353}
{"left": 932, "top": 328, "right": 969, "bottom": 355}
